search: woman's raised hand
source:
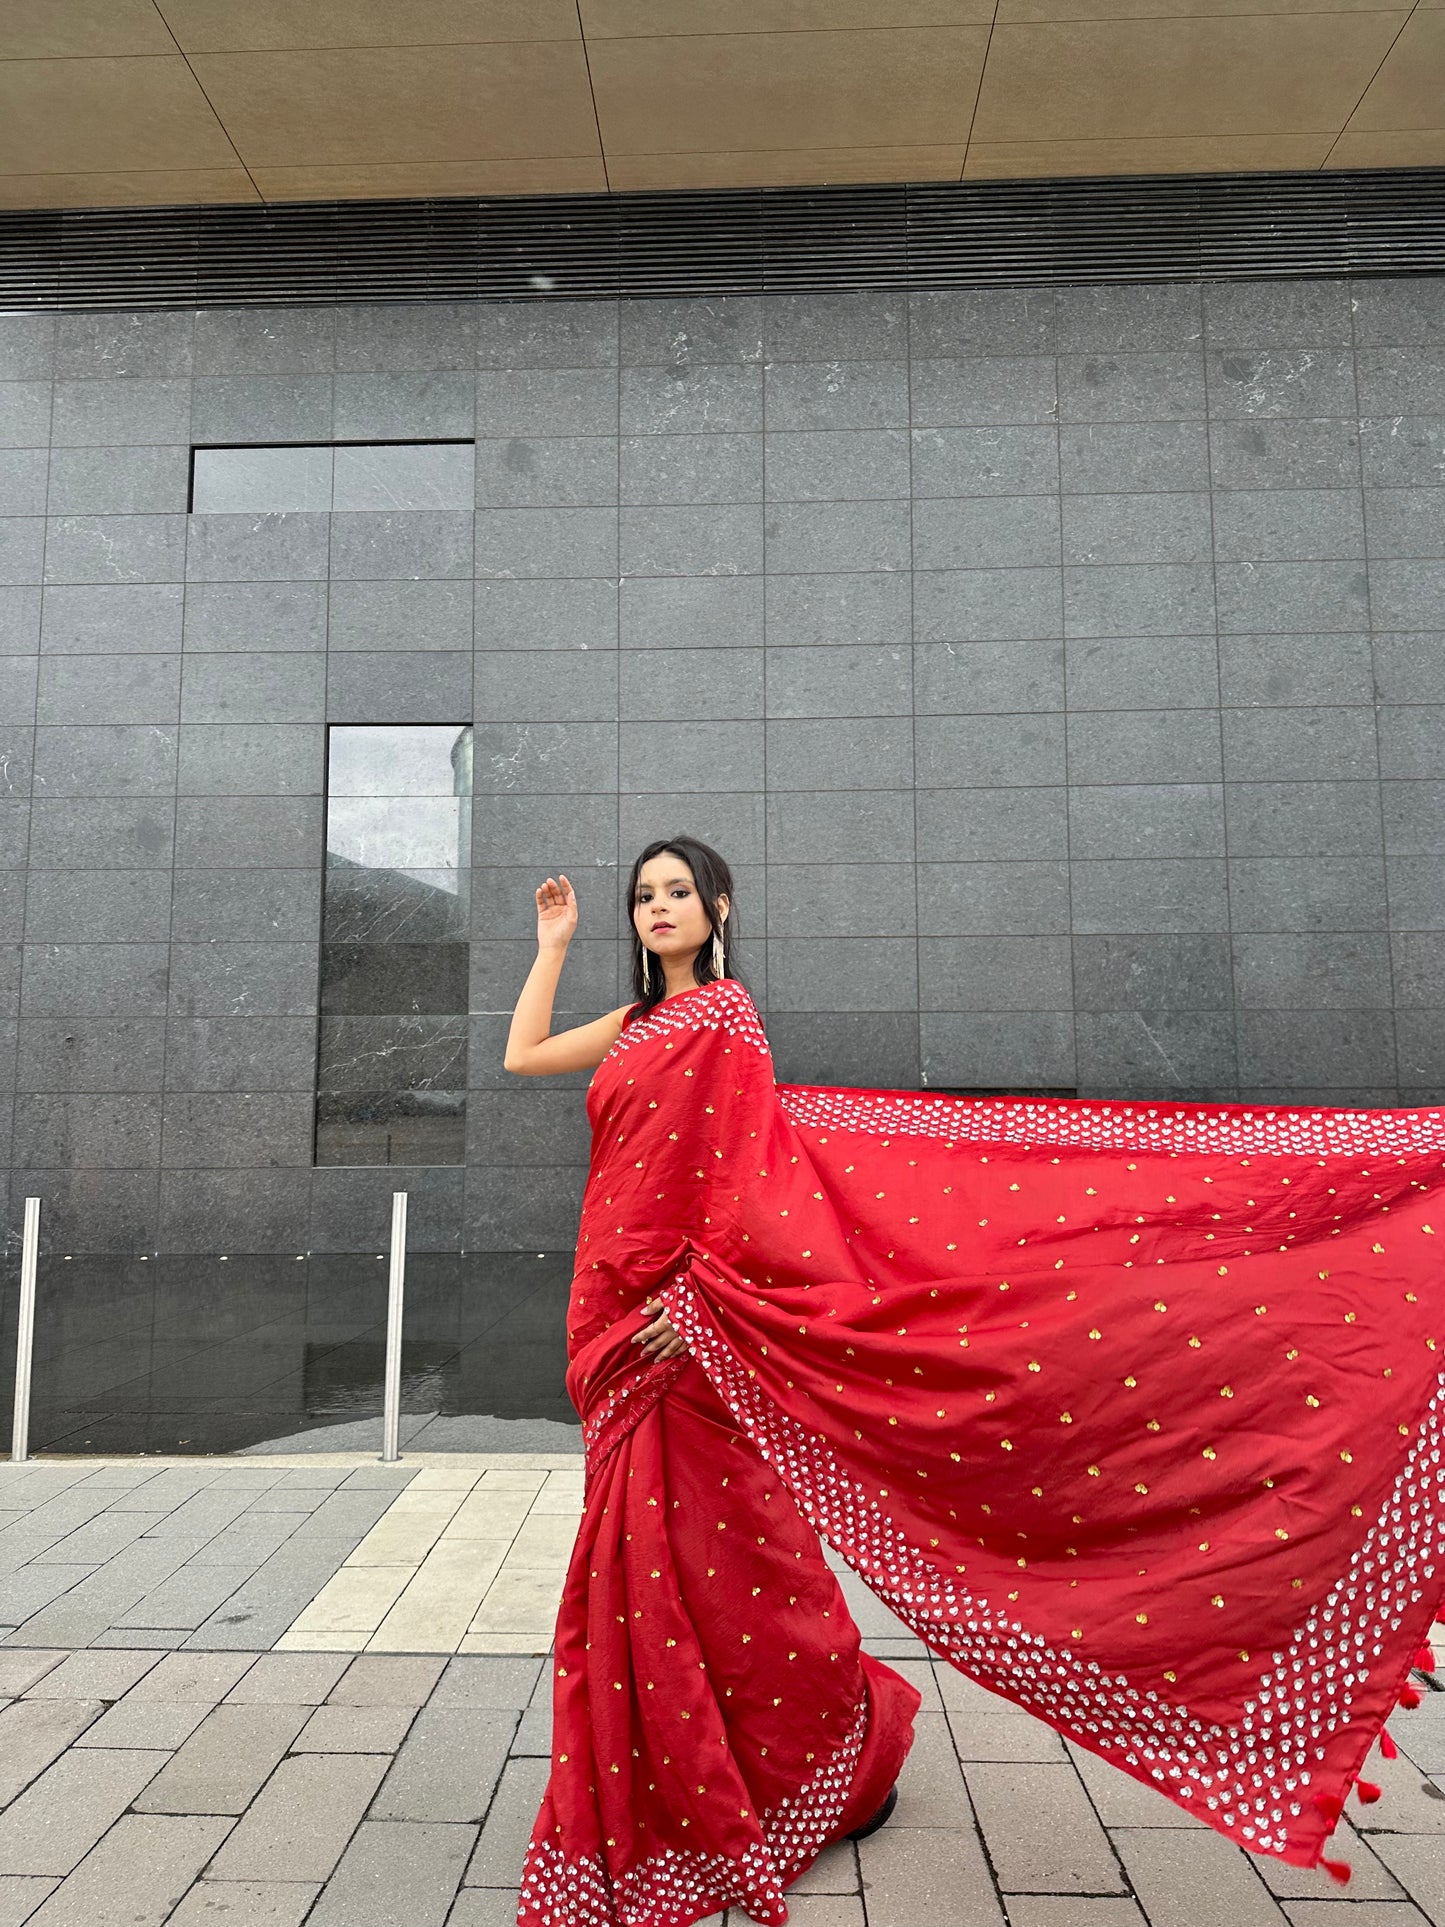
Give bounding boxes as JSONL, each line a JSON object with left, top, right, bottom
{"left": 535, "top": 874, "right": 578, "bottom": 952}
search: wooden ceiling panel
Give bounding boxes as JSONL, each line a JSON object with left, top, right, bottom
{"left": 1327, "top": 127, "right": 1445, "bottom": 162}
{"left": 609, "top": 145, "right": 965, "bottom": 188}
{"left": 1346, "top": 9, "right": 1445, "bottom": 127}
{"left": 250, "top": 158, "right": 609, "bottom": 199}
{"left": 187, "top": 43, "right": 602, "bottom": 167}
{"left": 588, "top": 27, "right": 989, "bottom": 156}
{"left": 155, "top": 1, "right": 580, "bottom": 52}
{"left": 965, "top": 133, "right": 1334, "bottom": 175}
{"left": 972, "top": 14, "right": 1407, "bottom": 142}
{"left": 0, "top": 56, "right": 237, "bottom": 175}
{"left": 0, "top": 0, "right": 175, "bottom": 57}
{"left": 582, "top": 0, "right": 992, "bottom": 32}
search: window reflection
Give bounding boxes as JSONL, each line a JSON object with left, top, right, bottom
{"left": 316, "top": 724, "right": 472, "bottom": 1168}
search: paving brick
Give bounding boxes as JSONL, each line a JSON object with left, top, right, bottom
{"left": 1356, "top": 1753, "right": 1445, "bottom": 1833}
{"left": 1282, "top": 1905, "right": 1430, "bottom": 1926}
{"left": 373, "top": 1708, "right": 515, "bottom": 1823}
{"left": 1113, "top": 1828, "right": 1288, "bottom": 1927}
{"left": 133, "top": 1704, "right": 310, "bottom": 1815}
{"left": 1256, "top": 1817, "right": 1405, "bottom": 1902}
{"left": 117, "top": 1566, "right": 253, "bottom": 1631}
{"left": 23, "top": 1652, "right": 158, "bottom": 1701}
{"left": 858, "top": 1826, "right": 1006, "bottom": 1927}
{"left": 1397, "top": 1700, "right": 1445, "bottom": 1773}
{"left": 444, "top": 1893, "right": 519, "bottom": 1927}
{"left": 0, "top": 1655, "right": 61, "bottom": 1698}
{"left": 894, "top": 1713, "right": 967, "bottom": 1827}
{"left": 1006, "top": 1903, "right": 1147, "bottom": 1927}
{"left": 0, "top": 1749, "right": 168, "bottom": 1876}
{"left": 223, "top": 1654, "right": 349, "bottom": 1705}
{"left": 206, "top": 1753, "right": 389, "bottom": 1884}
{"left": 1065, "top": 1741, "right": 1203, "bottom": 1827}
{"left": 74, "top": 1700, "right": 209, "bottom": 1750}
{"left": 965, "top": 1763, "right": 1125, "bottom": 1894}
{"left": 462, "top": 1758, "right": 549, "bottom": 1888}
{"left": 0, "top": 1877, "right": 58, "bottom": 1925}
{"left": 307, "top": 1819, "right": 476, "bottom": 1927}
{"left": 771, "top": 1902, "right": 866, "bottom": 1926}
{"left": 431, "top": 1657, "right": 542, "bottom": 1711}
{"left": 31, "top": 1514, "right": 168, "bottom": 1566}
{"left": 24, "top": 1813, "right": 232, "bottom": 1926}
{"left": 11, "top": 1543, "right": 202, "bottom": 1647}
{"left": 167, "top": 1881, "right": 320, "bottom": 1926}
{"left": 293, "top": 1704, "right": 416, "bottom": 1754}
{"left": 949, "top": 1711, "right": 1067, "bottom": 1764}
{"left": 188, "top": 1550, "right": 360, "bottom": 1648}
{"left": 0, "top": 1572, "right": 96, "bottom": 1627}
{"left": 509, "top": 1705, "right": 549, "bottom": 1756}
{"left": 123, "top": 1654, "right": 256, "bottom": 1704}
{"left": 790, "top": 1841, "right": 859, "bottom": 1894}
{"left": 0, "top": 1701, "right": 104, "bottom": 1806}
{"left": 328, "top": 1655, "right": 447, "bottom": 1706}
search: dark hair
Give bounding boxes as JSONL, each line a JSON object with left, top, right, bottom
{"left": 625, "top": 836, "right": 742, "bottom": 1015}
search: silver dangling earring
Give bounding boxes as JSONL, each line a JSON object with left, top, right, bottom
{"left": 641, "top": 945, "right": 653, "bottom": 991}
{"left": 711, "top": 926, "right": 725, "bottom": 981}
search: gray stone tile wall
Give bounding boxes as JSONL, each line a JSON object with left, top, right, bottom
{"left": 0, "top": 280, "right": 1441, "bottom": 1256}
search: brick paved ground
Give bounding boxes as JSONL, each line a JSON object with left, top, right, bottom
{"left": 1, "top": 1458, "right": 1442, "bottom": 1926}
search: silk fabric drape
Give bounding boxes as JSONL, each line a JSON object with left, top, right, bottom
{"left": 519, "top": 975, "right": 1445, "bottom": 1923}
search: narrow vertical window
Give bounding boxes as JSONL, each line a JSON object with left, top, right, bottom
{"left": 315, "top": 725, "right": 472, "bottom": 1166}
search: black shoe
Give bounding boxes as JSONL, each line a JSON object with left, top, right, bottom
{"left": 845, "top": 1784, "right": 898, "bottom": 1841}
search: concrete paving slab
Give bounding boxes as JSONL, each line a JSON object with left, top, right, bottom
{"left": 73, "top": 1699, "right": 209, "bottom": 1750}
{"left": 222, "top": 1653, "right": 350, "bottom": 1705}
{"left": 306, "top": 1819, "right": 476, "bottom": 1927}
{"left": 0, "top": 1878, "right": 58, "bottom": 1925}
{"left": 372, "top": 1708, "right": 514, "bottom": 1824}
{"left": 22, "top": 1652, "right": 158, "bottom": 1700}
{"left": 965, "top": 1762, "right": 1126, "bottom": 1894}
{"left": 1007, "top": 1903, "right": 1147, "bottom": 1927}
{"left": 328, "top": 1655, "right": 447, "bottom": 1706}
{"left": 133, "top": 1703, "right": 309, "bottom": 1815}
{"left": 430, "top": 1657, "right": 543, "bottom": 1711}
{"left": 206, "top": 1753, "right": 390, "bottom": 1885}
{"left": 1369, "top": 1838, "right": 1445, "bottom": 1927}
{"left": 1282, "top": 1905, "right": 1430, "bottom": 1926}
{"left": 124, "top": 1653, "right": 256, "bottom": 1704}
{"left": 461, "top": 1758, "right": 549, "bottom": 1890}
{"left": 23, "top": 1813, "right": 232, "bottom": 1927}
{"left": 293, "top": 1704, "right": 416, "bottom": 1754}
{"left": 0, "top": 1702, "right": 104, "bottom": 1807}
{"left": 0, "top": 1749, "right": 168, "bottom": 1877}
{"left": 1255, "top": 1817, "right": 1405, "bottom": 1902}
{"left": 859, "top": 1825, "right": 1007, "bottom": 1927}
{"left": 167, "top": 1880, "right": 321, "bottom": 1926}
{"left": 0, "top": 1656, "right": 62, "bottom": 1698}
{"left": 1113, "top": 1827, "right": 1288, "bottom": 1927}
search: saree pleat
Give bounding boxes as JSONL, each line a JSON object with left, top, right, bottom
{"left": 519, "top": 975, "right": 1445, "bottom": 1923}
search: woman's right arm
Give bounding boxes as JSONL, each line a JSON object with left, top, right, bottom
{"left": 503, "top": 872, "right": 633, "bottom": 1077}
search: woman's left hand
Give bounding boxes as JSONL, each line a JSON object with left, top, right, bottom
{"left": 632, "top": 1298, "right": 687, "bottom": 1361}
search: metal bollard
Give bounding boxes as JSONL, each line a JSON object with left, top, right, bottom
{"left": 11, "top": 1197, "right": 40, "bottom": 1465}
{"left": 381, "top": 1191, "right": 407, "bottom": 1464}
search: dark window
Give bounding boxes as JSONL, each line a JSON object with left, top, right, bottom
{"left": 315, "top": 725, "right": 472, "bottom": 1167}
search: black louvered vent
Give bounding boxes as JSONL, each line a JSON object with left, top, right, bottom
{"left": 1, "top": 170, "right": 1441, "bottom": 310}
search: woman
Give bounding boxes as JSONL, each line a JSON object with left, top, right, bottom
{"left": 507, "top": 836, "right": 1445, "bottom": 1924}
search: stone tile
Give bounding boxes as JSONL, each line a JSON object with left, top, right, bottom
{"left": 1065, "top": 1742, "right": 1203, "bottom": 1827}
{"left": 372, "top": 1708, "right": 514, "bottom": 1824}
{"left": 134, "top": 1704, "right": 309, "bottom": 1816}
{"left": 1354, "top": 1751, "right": 1445, "bottom": 1833}
{"left": 167, "top": 1881, "right": 320, "bottom": 1925}
{"left": 1007, "top": 1905, "right": 1146, "bottom": 1927}
{"left": 327, "top": 1656, "right": 447, "bottom": 1707}
{"left": 223, "top": 1655, "right": 350, "bottom": 1705}
{"left": 23, "top": 1814, "right": 231, "bottom": 1927}
{"left": 858, "top": 1826, "right": 1006, "bottom": 1927}
{"left": 122, "top": 1654, "right": 256, "bottom": 1704}
{"left": 0, "top": 1655, "right": 61, "bottom": 1698}
{"left": 429, "top": 1657, "right": 544, "bottom": 1712}
{"left": 965, "top": 1762, "right": 1124, "bottom": 1894}
{"left": 948, "top": 1711, "right": 1066, "bottom": 1763}
{"left": 292, "top": 1704, "right": 416, "bottom": 1754}
{"left": 0, "top": 1749, "right": 168, "bottom": 1876}
{"left": 445, "top": 1892, "right": 521, "bottom": 1927}
{"left": 0, "top": 1701, "right": 104, "bottom": 1807}
{"left": 74, "top": 1700, "right": 209, "bottom": 1751}
{"left": 307, "top": 1819, "right": 476, "bottom": 1927}
{"left": 23, "top": 1653, "right": 158, "bottom": 1701}
{"left": 462, "top": 1757, "right": 549, "bottom": 1888}
{"left": 1370, "top": 1837, "right": 1445, "bottom": 1925}
{"left": 1282, "top": 1907, "right": 1428, "bottom": 1927}
{"left": 1112, "top": 1828, "right": 1287, "bottom": 1926}
{"left": 509, "top": 1705, "right": 550, "bottom": 1755}
{"left": 0, "top": 1880, "right": 58, "bottom": 1926}
{"left": 1255, "top": 1816, "right": 1404, "bottom": 1902}
{"left": 205, "top": 1754, "right": 390, "bottom": 1885}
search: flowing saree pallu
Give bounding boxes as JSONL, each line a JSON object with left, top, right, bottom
{"left": 520, "top": 977, "right": 1445, "bottom": 1923}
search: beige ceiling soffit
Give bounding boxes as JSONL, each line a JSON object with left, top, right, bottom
{"left": 588, "top": 27, "right": 990, "bottom": 155}
{"left": 0, "top": 56, "right": 239, "bottom": 176}
{"left": 186, "top": 44, "right": 603, "bottom": 168}
{"left": 1325, "top": 127, "right": 1445, "bottom": 161}
{"left": 155, "top": 0, "right": 582, "bottom": 52}
{"left": 998, "top": 0, "right": 1399, "bottom": 19}
{"left": 0, "top": 168, "right": 262, "bottom": 210}
{"left": 1342, "top": 8, "right": 1445, "bottom": 127}
{"left": 963, "top": 133, "right": 1336, "bottom": 174}
{"left": 608, "top": 146, "right": 968, "bottom": 189}
{"left": 251, "top": 158, "right": 611, "bottom": 200}
{"left": 971, "top": 14, "right": 1408, "bottom": 143}
{"left": 580, "top": 0, "right": 994, "bottom": 32}
{"left": 0, "top": 0, "right": 175, "bottom": 59}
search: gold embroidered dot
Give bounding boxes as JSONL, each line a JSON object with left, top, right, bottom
{"left": 1124, "top": 1375, "right": 1137, "bottom": 1388}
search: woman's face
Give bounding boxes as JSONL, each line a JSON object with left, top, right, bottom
{"left": 633, "top": 856, "right": 725, "bottom": 967}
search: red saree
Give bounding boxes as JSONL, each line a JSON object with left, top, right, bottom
{"left": 518, "top": 976, "right": 1445, "bottom": 1924}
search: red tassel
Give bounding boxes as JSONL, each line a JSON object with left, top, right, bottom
{"left": 1322, "top": 1858, "right": 1353, "bottom": 1886}
{"left": 1380, "top": 1730, "right": 1399, "bottom": 1760}
{"left": 1311, "top": 1791, "right": 1344, "bottom": 1822}
{"left": 1416, "top": 1643, "right": 1437, "bottom": 1674}
{"left": 1399, "top": 1686, "right": 1422, "bottom": 1711}
{"left": 1355, "top": 1779, "right": 1382, "bottom": 1805}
